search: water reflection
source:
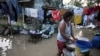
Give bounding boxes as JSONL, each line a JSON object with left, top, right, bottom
{"left": 75, "top": 30, "right": 83, "bottom": 38}
{"left": 0, "top": 37, "right": 12, "bottom": 56}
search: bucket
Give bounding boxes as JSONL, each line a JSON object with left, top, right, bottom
{"left": 75, "top": 40, "right": 92, "bottom": 56}
{"left": 75, "top": 40, "right": 92, "bottom": 49}
{"left": 81, "top": 49, "right": 90, "bottom": 56}
{"left": 91, "top": 34, "right": 100, "bottom": 48}
{"left": 77, "top": 37, "right": 89, "bottom": 41}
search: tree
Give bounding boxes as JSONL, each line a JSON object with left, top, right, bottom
{"left": 43, "top": 0, "right": 61, "bottom": 8}
{"left": 74, "top": 1, "right": 82, "bottom": 7}
{"left": 87, "top": 0, "right": 100, "bottom": 7}
{"left": 95, "top": 0, "right": 100, "bottom": 4}
{"left": 87, "top": 0, "right": 94, "bottom": 7}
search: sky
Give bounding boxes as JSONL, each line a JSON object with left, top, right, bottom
{"left": 63, "top": 0, "right": 71, "bottom": 4}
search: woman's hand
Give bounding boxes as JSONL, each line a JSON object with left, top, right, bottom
{"left": 74, "top": 38, "right": 78, "bottom": 41}
{"left": 70, "top": 38, "right": 78, "bottom": 43}
{"left": 70, "top": 39, "right": 75, "bottom": 43}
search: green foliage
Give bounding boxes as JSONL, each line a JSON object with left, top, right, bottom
{"left": 74, "top": 1, "right": 82, "bottom": 7}
{"left": 87, "top": 0, "right": 100, "bottom": 7}
{"left": 87, "top": 2, "right": 94, "bottom": 7}
{"left": 95, "top": 0, "right": 100, "bottom": 4}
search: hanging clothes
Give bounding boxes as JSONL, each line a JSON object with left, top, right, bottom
{"left": 89, "top": 7, "right": 95, "bottom": 13}
{"left": 38, "top": 9, "right": 44, "bottom": 21}
{"left": 42, "top": 7, "right": 48, "bottom": 23}
{"left": 0, "top": 3, "right": 9, "bottom": 15}
{"left": 25, "top": 8, "right": 38, "bottom": 18}
{"left": 94, "top": 5, "right": 100, "bottom": 12}
{"left": 25, "top": 8, "right": 30, "bottom": 17}
{"left": 97, "top": 10, "right": 100, "bottom": 21}
{"left": 42, "top": 10, "right": 52, "bottom": 24}
{"left": 0, "top": 3, "right": 1, "bottom": 9}
{"left": 74, "top": 15, "right": 82, "bottom": 25}
{"left": 6, "top": 0, "right": 20, "bottom": 22}
{"left": 29, "top": 8, "right": 38, "bottom": 18}
{"left": 83, "top": 15, "right": 91, "bottom": 26}
{"left": 0, "top": 9, "right": 1, "bottom": 14}
{"left": 19, "top": 5, "right": 22, "bottom": 14}
{"left": 96, "top": 10, "right": 100, "bottom": 27}
{"left": 88, "top": 13, "right": 95, "bottom": 21}
{"left": 73, "top": 7, "right": 83, "bottom": 25}
{"left": 46, "top": 10, "right": 52, "bottom": 21}
{"left": 51, "top": 10, "right": 60, "bottom": 21}
{"left": 74, "top": 8, "right": 83, "bottom": 15}
{"left": 83, "top": 7, "right": 90, "bottom": 15}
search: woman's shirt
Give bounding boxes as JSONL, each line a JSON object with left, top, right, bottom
{"left": 57, "top": 20, "right": 71, "bottom": 42}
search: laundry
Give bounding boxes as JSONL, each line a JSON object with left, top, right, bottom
{"left": 51, "top": 10, "right": 60, "bottom": 21}
{"left": 25, "top": 8, "right": 38, "bottom": 18}
{"left": 6, "top": 0, "right": 19, "bottom": 22}
{"left": 42, "top": 7, "right": 48, "bottom": 23}
{"left": 0, "top": 3, "right": 9, "bottom": 15}
{"left": 74, "top": 15, "right": 82, "bottom": 25}
{"left": 38, "top": 9, "right": 44, "bottom": 21}
{"left": 83, "top": 7, "right": 90, "bottom": 15}
{"left": 74, "top": 8, "right": 83, "bottom": 15}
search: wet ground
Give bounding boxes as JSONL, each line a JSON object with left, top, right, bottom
{"left": 0, "top": 26, "right": 100, "bottom": 56}
{"left": 0, "top": 34, "right": 58, "bottom": 56}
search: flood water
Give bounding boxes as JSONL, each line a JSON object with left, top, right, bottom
{"left": 0, "top": 27, "right": 100, "bottom": 56}
{"left": 0, "top": 37, "right": 12, "bottom": 56}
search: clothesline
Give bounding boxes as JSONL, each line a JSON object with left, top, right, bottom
{"left": 25, "top": 8, "right": 61, "bottom": 21}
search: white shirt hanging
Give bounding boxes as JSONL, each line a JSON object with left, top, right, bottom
{"left": 74, "top": 8, "right": 83, "bottom": 15}
{"left": 25, "top": 8, "right": 38, "bottom": 18}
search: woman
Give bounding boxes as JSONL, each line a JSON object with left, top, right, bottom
{"left": 57, "top": 11, "right": 76, "bottom": 56}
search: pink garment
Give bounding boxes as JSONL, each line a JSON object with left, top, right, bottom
{"left": 51, "top": 10, "right": 60, "bottom": 20}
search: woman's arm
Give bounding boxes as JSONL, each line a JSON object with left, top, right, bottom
{"left": 71, "top": 24, "right": 76, "bottom": 40}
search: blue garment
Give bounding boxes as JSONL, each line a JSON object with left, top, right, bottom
{"left": 82, "top": 14, "right": 85, "bottom": 26}
{"left": 6, "top": 0, "right": 19, "bottom": 21}
{"left": 19, "top": 6, "right": 22, "bottom": 14}
{"left": 0, "top": 3, "right": 1, "bottom": 9}
{"left": 0, "top": 9, "right": 1, "bottom": 14}
{"left": 38, "top": 9, "right": 44, "bottom": 21}
{"left": 1, "top": 3, "right": 9, "bottom": 15}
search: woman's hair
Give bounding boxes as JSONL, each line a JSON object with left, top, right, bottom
{"left": 63, "top": 11, "right": 73, "bottom": 20}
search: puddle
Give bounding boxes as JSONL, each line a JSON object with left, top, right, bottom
{"left": 0, "top": 37, "right": 12, "bottom": 56}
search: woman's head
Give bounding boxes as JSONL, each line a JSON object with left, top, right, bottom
{"left": 63, "top": 11, "right": 73, "bottom": 22}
